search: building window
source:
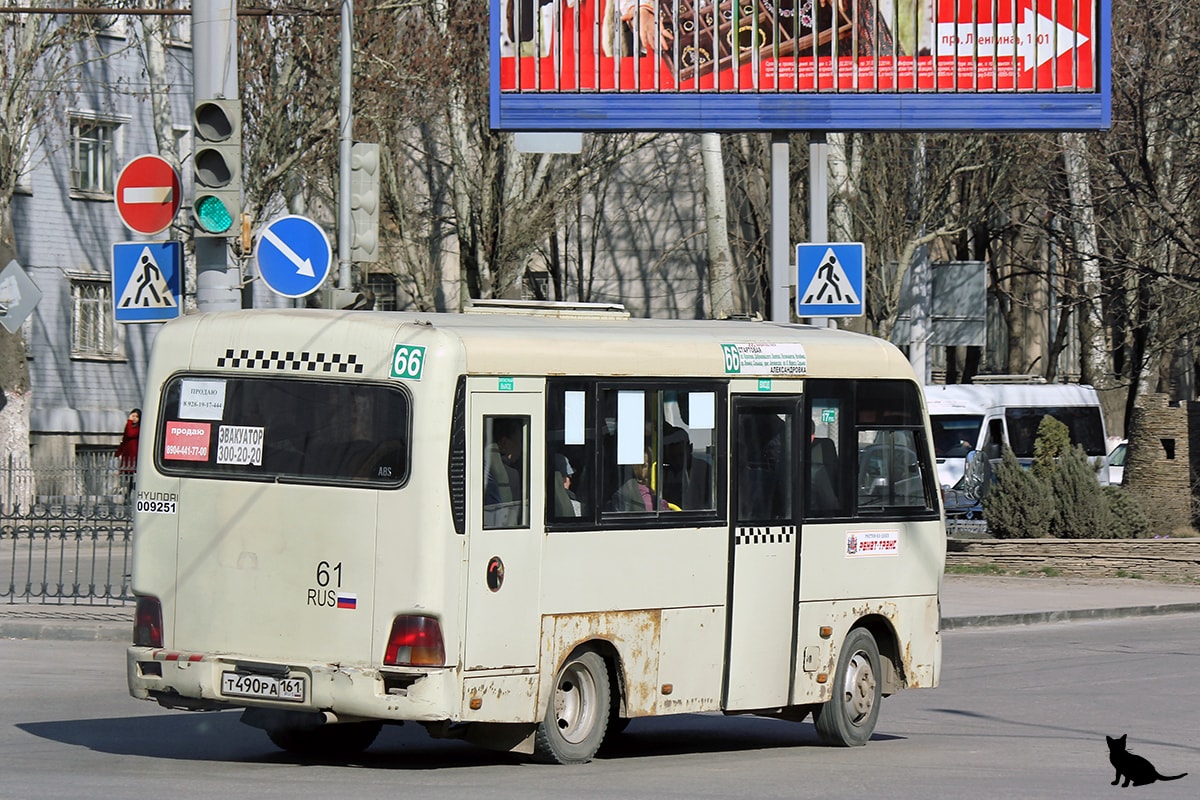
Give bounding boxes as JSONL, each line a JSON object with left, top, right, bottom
{"left": 70, "top": 117, "right": 118, "bottom": 196}
{"left": 163, "top": 0, "right": 190, "bottom": 45}
{"left": 365, "top": 272, "right": 398, "bottom": 311}
{"left": 70, "top": 276, "right": 120, "bottom": 359}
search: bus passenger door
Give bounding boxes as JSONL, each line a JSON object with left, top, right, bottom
{"left": 464, "top": 385, "right": 545, "bottom": 671}
{"left": 724, "top": 396, "right": 802, "bottom": 710}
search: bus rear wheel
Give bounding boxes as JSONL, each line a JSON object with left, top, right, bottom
{"left": 266, "top": 721, "right": 382, "bottom": 758}
{"left": 532, "top": 648, "right": 610, "bottom": 764}
{"left": 813, "top": 627, "right": 881, "bottom": 747}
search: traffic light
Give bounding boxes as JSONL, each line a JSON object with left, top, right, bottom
{"left": 349, "top": 142, "right": 380, "bottom": 262}
{"left": 192, "top": 99, "right": 241, "bottom": 236}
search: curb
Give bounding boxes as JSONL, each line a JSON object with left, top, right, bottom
{"left": 942, "top": 602, "right": 1200, "bottom": 630}
{"left": 0, "top": 618, "right": 130, "bottom": 642}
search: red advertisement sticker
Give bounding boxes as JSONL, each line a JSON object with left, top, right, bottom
{"left": 164, "top": 420, "right": 211, "bottom": 461}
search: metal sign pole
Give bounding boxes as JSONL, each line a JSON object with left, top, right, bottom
{"left": 337, "top": 0, "right": 353, "bottom": 291}
{"left": 193, "top": 0, "right": 242, "bottom": 312}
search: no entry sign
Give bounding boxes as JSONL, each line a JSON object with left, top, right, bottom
{"left": 115, "top": 155, "right": 182, "bottom": 236}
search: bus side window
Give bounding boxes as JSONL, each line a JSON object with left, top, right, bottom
{"left": 483, "top": 416, "right": 530, "bottom": 529}
{"left": 853, "top": 380, "right": 935, "bottom": 513}
{"left": 807, "top": 386, "right": 851, "bottom": 519}
{"left": 546, "top": 384, "right": 594, "bottom": 524}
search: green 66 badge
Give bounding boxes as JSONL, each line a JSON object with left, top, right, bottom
{"left": 390, "top": 344, "right": 426, "bottom": 380}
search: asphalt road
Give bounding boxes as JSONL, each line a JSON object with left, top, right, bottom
{"left": 3, "top": 615, "right": 1199, "bottom": 799}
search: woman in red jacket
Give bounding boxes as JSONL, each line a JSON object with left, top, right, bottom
{"left": 115, "top": 408, "right": 140, "bottom": 501}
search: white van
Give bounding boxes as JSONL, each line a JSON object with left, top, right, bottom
{"left": 924, "top": 380, "right": 1110, "bottom": 489}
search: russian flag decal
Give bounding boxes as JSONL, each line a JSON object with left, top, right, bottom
{"left": 336, "top": 593, "right": 357, "bottom": 610}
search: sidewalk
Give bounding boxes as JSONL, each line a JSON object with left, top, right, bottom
{"left": 5, "top": 575, "right": 1200, "bottom": 641}
{"left": 939, "top": 573, "right": 1200, "bottom": 629}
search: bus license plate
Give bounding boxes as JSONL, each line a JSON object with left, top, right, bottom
{"left": 221, "top": 671, "right": 306, "bottom": 703}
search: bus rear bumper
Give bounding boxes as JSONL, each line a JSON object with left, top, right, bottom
{"left": 126, "top": 646, "right": 458, "bottom": 723}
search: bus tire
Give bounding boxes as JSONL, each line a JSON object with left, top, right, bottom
{"left": 266, "top": 721, "right": 382, "bottom": 758}
{"left": 813, "top": 627, "right": 881, "bottom": 747}
{"left": 532, "top": 648, "right": 611, "bottom": 764}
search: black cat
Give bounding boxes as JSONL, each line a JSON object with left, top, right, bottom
{"left": 1107, "top": 734, "right": 1188, "bottom": 787}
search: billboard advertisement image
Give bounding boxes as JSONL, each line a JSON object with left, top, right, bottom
{"left": 491, "top": 0, "right": 1109, "bottom": 130}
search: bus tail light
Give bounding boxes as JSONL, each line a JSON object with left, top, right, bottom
{"left": 384, "top": 615, "right": 446, "bottom": 667}
{"left": 133, "top": 595, "right": 163, "bottom": 647}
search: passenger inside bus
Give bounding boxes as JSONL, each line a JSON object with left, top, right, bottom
{"left": 484, "top": 417, "right": 527, "bottom": 527}
{"left": 612, "top": 447, "right": 672, "bottom": 512}
{"left": 551, "top": 453, "right": 582, "bottom": 516}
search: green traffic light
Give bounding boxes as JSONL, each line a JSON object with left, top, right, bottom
{"left": 194, "top": 195, "right": 233, "bottom": 234}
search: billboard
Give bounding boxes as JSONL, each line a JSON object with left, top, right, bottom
{"left": 491, "top": 0, "right": 1110, "bottom": 130}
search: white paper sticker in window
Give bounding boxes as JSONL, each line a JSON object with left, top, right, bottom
{"left": 564, "top": 391, "right": 586, "bottom": 445}
{"left": 617, "top": 390, "right": 645, "bottom": 465}
{"left": 689, "top": 392, "right": 716, "bottom": 430}
{"left": 179, "top": 379, "right": 227, "bottom": 420}
{"left": 216, "top": 425, "right": 264, "bottom": 466}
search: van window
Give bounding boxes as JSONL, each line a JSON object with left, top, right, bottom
{"left": 931, "top": 414, "right": 982, "bottom": 459}
{"left": 1005, "top": 406, "right": 1106, "bottom": 457}
{"left": 155, "top": 375, "right": 410, "bottom": 486}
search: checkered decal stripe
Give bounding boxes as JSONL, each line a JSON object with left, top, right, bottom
{"left": 734, "top": 527, "right": 797, "bottom": 546}
{"left": 216, "top": 348, "right": 365, "bottom": 374}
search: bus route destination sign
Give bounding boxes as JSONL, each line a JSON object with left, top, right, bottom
{"left": 721, "top": 343, "right": 808, "bottom": 376}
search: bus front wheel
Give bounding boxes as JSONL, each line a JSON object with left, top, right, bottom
{"left": 532, "top": 648, "right": 611, "bottom": 764}
{"left": 813, "top": 627, "right": 882, "bottom": 747}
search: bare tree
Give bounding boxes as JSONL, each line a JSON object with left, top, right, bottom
{"left": 0, "top": 8, "right": 92, "bottom": 463}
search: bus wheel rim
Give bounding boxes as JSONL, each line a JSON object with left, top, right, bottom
{"left": 554, "top": 660, "right": 600, "bottom": 744}
{"left": 842, "top": 649, "right": 877, "bottom": 726}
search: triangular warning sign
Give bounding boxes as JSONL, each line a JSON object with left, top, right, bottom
{"left": 801, "top": 248, "right": 861, "bottom": 306}
{"left": 118, "top": 246, "right": 177, "bottom": 309}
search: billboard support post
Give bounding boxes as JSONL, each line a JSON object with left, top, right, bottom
{"left": 770, "top": 133, "right": 790, "bottom": 323}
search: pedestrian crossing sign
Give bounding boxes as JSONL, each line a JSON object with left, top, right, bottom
{"left": 112, "top": 241, "right": 182, "bottom": 323}
{"left": 796, "top": 242, "right": 865, "bottom": 318}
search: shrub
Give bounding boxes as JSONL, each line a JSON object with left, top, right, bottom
{"left": 1032, "top": 415, "right": 1072, "bottom": 480}
{"left": 983, "top": 447, "right": 1056, "bottom": 538}
{"left": 1049, "top": 445, "right": 1113, "bottom": 538}
{"left": 1104, "top": 486, "right": 1152, "bottom": 539}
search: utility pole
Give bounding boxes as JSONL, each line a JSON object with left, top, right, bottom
{"left": 192, "top": 0, "right": 242, "bottom": 312}
{"left": 337, "top": 0, "right": 352, "bottom": 290}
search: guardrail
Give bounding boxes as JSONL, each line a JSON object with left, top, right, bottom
{"left": 0, "top": 454, "right": 134, "bottom": 605}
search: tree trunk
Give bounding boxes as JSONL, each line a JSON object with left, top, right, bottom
{"left": 1060, "top": 131, "right": 1107, "bottom": 388}
{"left": 0, "top": 223, "right": 33, "bottom": 469}
{"left": 701, "top": 133, "right": 734, "bottom": 319}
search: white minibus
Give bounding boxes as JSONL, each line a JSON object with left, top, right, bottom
{"left": 127, "top": 302, "right": 945, "bottom": 763}
{"left": 925, "top": 380, "right": 1110, "bottom": 489}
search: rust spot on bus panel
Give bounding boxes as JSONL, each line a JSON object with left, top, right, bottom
{"left": 545, "top": 610, "right": 662, "bottom": 717}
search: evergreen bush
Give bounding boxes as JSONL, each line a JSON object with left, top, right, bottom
{"left": 982, "top": 447, "right": 1056, "bottom": 538}
{"left": 1103, "top": 486, "right": 1152, "bottom": 539}
{"left": 1049, "top": 444, "right": 1113, "bottom": 538}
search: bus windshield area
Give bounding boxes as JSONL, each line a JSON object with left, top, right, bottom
{"left": 155, "top": 375, "right": 411, "bottom": 486}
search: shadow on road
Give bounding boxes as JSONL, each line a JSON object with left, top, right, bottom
{"left": 16, "top": 709, "right": 904, "bottom": 768}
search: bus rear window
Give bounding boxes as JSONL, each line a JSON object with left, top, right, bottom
{"left": 155, "top": 375, "right": 411, "bottom": 486}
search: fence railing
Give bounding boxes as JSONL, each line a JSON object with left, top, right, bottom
{"left": 1, "top": 455, "right": 134, "bottom": 605}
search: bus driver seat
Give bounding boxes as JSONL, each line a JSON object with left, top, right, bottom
{"left": 808, "top": 437, "right": 840, "bottom": 515}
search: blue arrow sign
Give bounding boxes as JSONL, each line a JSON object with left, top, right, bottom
{"left": 796, "top": 242, "right": 865, "bottom": 318}
{"left": 112, "top": 241, "right": 182, "bottom": 323}
{"left": 256, "top": 215, "right": 332, "bottom": 298}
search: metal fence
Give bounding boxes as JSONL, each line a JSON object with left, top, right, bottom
{"left": 1, "top": 454, "right": 134, "bottom": 605}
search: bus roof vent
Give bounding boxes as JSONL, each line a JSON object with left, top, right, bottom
{"left": 463, "top": 299, "right": 630, "bottom": 319}
{"left": 970, "top": 374, "right": 1049, "bottom": 385}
